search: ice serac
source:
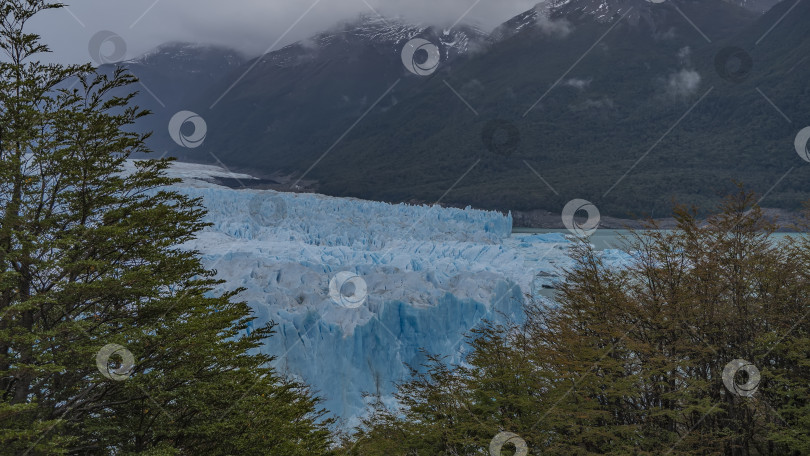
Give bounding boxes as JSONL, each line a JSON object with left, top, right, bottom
{"left": 148, "top": 161, "right": 587, "bottom": 424}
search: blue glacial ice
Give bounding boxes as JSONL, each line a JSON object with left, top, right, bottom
{"left": 141, "top": 160, "right": 629, "bottom": 425}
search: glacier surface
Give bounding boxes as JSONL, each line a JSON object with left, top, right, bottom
{"left": 141, "top": 160, "right": 629, "bottom": 425}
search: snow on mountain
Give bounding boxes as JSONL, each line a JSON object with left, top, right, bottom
{"left": 327, "top": 14, "right": 489, "bottom": 55}
{"left": 143, "top": 160, "right": 630, "bottom": 424}
{"left": 133, "top": 42, "right": 246, "bottom": 70}
{"left": 491, "top": 0, "right": 614, "bottom": 41}
{"left": 261, "top": 14, "right": 490, "bottom": 69}
{"left": 493, "top": 0, "right": 766, "bottom": 41}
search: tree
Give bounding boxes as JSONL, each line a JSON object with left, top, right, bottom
{"left": 0, "top": 1, "right": 333, "bottom": 454}
{"left": 348, "top": 191, "right": 810, "bottom": 455}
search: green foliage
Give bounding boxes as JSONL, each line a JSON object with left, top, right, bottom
{"left": 0, "top": 1, "right": 333, "bottom": 454}
{"left": 346, "top": 191, "right": 810, "bottom": 455}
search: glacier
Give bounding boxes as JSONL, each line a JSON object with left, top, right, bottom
{"left": 136, "top": 160, "right": 630, "bottom": 425}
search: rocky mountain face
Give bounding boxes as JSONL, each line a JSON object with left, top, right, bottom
{"left": 493, "top": 0, "right": 760, "bottom": 39}
{"left": 261, "top": 15, "right": 491, "bottom": 67}
{"left": 121, "top": 0, "right": 808, "bottom": 219}
{"left": 97, "top": 43, "right": 245, "bottom": 156}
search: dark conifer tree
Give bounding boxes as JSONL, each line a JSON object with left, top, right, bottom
{"left": 0, "top": 2, "right": 333, "bottom": 454}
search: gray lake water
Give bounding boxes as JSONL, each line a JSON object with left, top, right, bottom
{"left": 511, "top": 229, "right": 637, "bottom": 251}
{"left": 512, "top": 228, "right": 802, "bottom": 251}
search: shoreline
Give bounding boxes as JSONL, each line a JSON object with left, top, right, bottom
{"left": 192, "top": 164, "right": 808, "bottom": 233}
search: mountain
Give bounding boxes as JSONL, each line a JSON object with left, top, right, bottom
{"left": 98, "top": 43, "right": 246, "bottom": 154}
{"left": 125, "top": 0, "right": 809, "bottom": 220}
{"left": 492, "top": 0, "right": 758, "bottom": 40}
{"left": 258, "top": 15, "right": 490, "bottom": 67}
{"left": 158, "top": 13, "right": 491, "bottom": 165}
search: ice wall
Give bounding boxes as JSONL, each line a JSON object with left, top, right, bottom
{"left": 153, "top": 161, "right": 584, "bottom": 424}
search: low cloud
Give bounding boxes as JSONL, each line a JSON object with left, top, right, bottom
{"left": 31, "top": 0, "right": 540, "bottom": 64}
{"left": 653, "top": 28, "right": 677, "bottom": 41}
{"left": 536, "top": 15, "right": 573, "bottom": 38}
{"left": 665, "top": 69, "right": 702, "bottom": 98}
{"left": 564, "top": 78, "right": 591, "bottom": 90}
{"left": 677, "top": 46, "right": 692, "bottom": 66}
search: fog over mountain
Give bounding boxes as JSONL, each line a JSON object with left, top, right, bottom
{"left": 97, "top": 0, "right": 804, "bottom": 221}
{"left": 30, "top": 0, "right": 540, "bottom": 64}
{"left": 30, "top": 0, "right": 783, "bottom": 64}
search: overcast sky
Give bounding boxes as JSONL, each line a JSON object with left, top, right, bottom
{"left": 29, "top": 0, "right": 539, "bottom": 64}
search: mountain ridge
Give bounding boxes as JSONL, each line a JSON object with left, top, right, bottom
{"left": 120, "top": 0, "right": 808, "bottom": 219}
